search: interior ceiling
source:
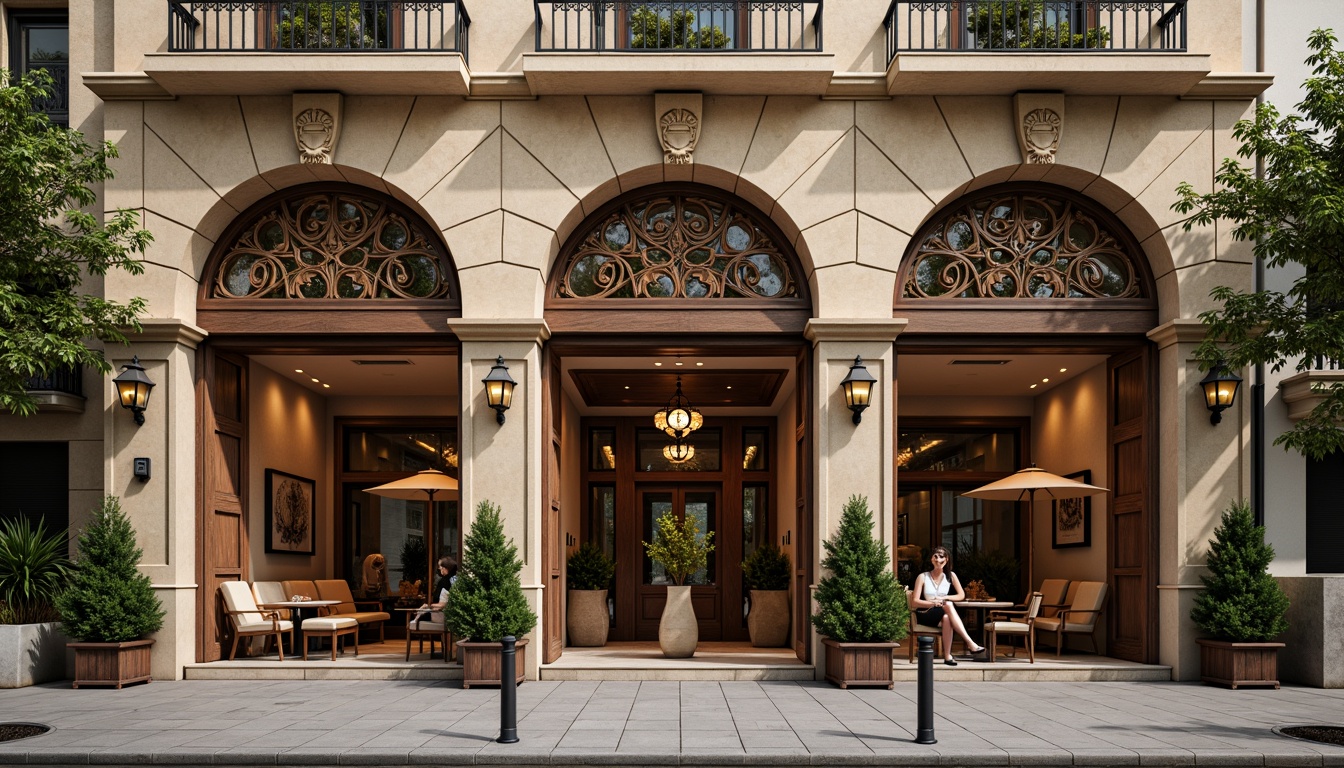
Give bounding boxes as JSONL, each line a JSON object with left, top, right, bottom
{"left": 250, "top": 354, "right": 459, "bottom": 397}
{"left": 561, "top": 355, "right": 797, "bottom": 415}
{"left": 896, "top": 353, "right": 1110, "bottom": 397}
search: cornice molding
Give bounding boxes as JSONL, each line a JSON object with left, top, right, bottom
{"left": 82, "top": 72, "right": 175, "bottom": 101}
{"left": 1146, "top": 319, "right": 1207, "bottom": 349}
{"left": 449, "top": 319, "right": 551, "bottom": 344}
{"left": 1182, "top": 72, "right": 1275, "bottom": 100}
{"left": 124, "top": 319, "right": 209, "bottom": 348}
{"left": 804, "top": 318, "right": 908, "bottom": 343}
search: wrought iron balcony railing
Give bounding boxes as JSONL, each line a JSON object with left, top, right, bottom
{"left": 884, "top": 0, "right": 1186, "bottom": 63}
{"left": 534, "top": 0, "right": 822, "bottom": 52}
{"left": 23, "top": 364, "right": 84, "bottom": 412}
{"left": 167, "top": 1, "right": 470, "bottom": 60}
{"left": 1311, "top": 356, "right": 1342, "bottom": 371}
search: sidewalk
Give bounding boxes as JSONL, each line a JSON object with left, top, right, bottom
{"left": 1, "top": 678, "right": 1342, "bottom": 766}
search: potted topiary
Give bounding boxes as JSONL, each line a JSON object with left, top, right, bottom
{"left": 1192, "top": 500, "right": 1290, "bottom": 689}
{"left": 812, "top": 495, "right": 908, "bottom": 689}
{"left": 0, "top": 517, "right": 71, "bottom": 688}
{"left": 643, "top": 512, "right": 714, "bottom": 658}
{"left": 742, "top": 543, "right": 790, "bottom": 647}
{"left": 446, "top": 500, "right": 537, "bottom": 687}
{"left": 566, "top": 542, "right": 614, "bottom": 647}
{"left": 55, "top": 496, "right": 165, "bottom": 689}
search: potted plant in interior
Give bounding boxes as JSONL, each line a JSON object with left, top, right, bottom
{"left": 0, "top": 517, "right": 71, "bottom": 688}
{"left": 1192, "top": 500, "right": 1290, "bottom": 689}
{"left": 742, "top": 542, "right": 790, "bottom": 647}
{"left": 55, "top": 496, "right": 165, "bottom": 689}
{"left": 446, "top": 500, "right": 537, "bottom": 688}
{"left": 566, "top": 542, "right": 614, "bottom": 647}
{"left": 643, "top": 511, "right": 714, "bottom": 658}
{"left": 812, "top": 495, "right": 908, "bottom": 689}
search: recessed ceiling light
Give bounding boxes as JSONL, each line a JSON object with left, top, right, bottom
{"left": 726, "top": 385, "right": 733, "bottom": 389}
{"left": 696, "top": 362, "right": 703, "bottom": 366}
{"left": 1060, "top": 368, "right": 1068, "bottom": 373}
{"left": 1030, "top": 384, "right": 1038, "bottom": 389}
{"left": 322, "top": 383, "right": 330, "bottom": 388}
{"left": 1042, "top": 378, "right": 1050, "bottom": 383}
{"left": 654, "top": 362, "right": 663, "bottom": 367}
{"left": 295, "top": 369, "right": 304, "bottom": 373}
{"left": 624, "top": 386, "right": 630, "bottom": 390}
{"left": 311, "top": 378, "right": 320, "bottom": 383}
{"left": 675, "top": 361, "right": 683, "bottom": 366}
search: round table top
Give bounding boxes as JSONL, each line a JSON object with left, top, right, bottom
{"left": 259, "top": 599, "right": 340, "bottom": 608}
{"left": 959, "top": 600, "right": 1014, "bottom": 608}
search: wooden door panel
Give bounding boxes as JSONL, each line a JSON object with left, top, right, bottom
{"left": 794, "top": 351, "right": 812, "bottom": 663}
{"left": 197, "top": 349, "right": 247, "bottom": 663}
{"left": 1107, "top": 348, "right": 1155, "bottom": 663}
{"left": 543, "top": 347, "right": 564, "bottom": 663}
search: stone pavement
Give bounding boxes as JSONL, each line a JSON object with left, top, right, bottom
{"left": 1, "top": 679, "right": 1342, "bottom": 766}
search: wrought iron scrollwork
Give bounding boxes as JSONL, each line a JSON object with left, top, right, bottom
{"left": 211, "top": 190, "right": 452, "bottom": 300}
{"left": 556, "top": 192, "right": 799, "bottom": 300}
{"left": 902, "top": 191, "right": 1145, "bottom": 300}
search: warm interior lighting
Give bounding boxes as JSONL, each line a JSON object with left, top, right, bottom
{"left": 663, "top": 441, "right": 695, "bottom": 464}
{"left": 482, "top": 356, "right": 517, "bottom": 425}
{"left": 743, "top": 445, "right": 758, "bottom": 469}
{"left": 113, "top": 356, "right": 155, "bottom": 426}
{"left": 654, "top": 377, "right": 702, "bottom": 440}
{"left": 840, "top": 356, "right": 876, "bottom": 425}
{"left": 1200, "top": 362, "right": 1242, "bottom": 425}
{"left": 602, "top": 445, "right": 615, "bottom": 469}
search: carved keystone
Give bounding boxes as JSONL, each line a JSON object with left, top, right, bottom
{"left": 1014, "top": 93, "right": 1065, "bottom": 165}
{"left": 293, "top": 93, "right": 343, "bottom": 165}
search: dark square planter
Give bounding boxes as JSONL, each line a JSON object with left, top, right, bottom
{"left": 68, "top": 639, "right": 154, "bottom": 689}
{"left": 457, "top": 638, "right": 527, "bottom": 689}
{"left": 1196, "top": 638, "right": 1283, "bottom": 689}
{"left": 822, "top": 637, "right": 899, "bottom": 689}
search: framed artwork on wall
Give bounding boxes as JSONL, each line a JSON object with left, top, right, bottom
{"left": 1052, "top": 469, "right": 1092, "bottom": 549}
{"left": 265, "top": 469, "right": 315, "bottom": 555}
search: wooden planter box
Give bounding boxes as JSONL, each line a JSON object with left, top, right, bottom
{"left": 1196, "top": 638, "right": 1283, "bottom": 689}
{"left": 68, "top": 639, "right": 154, "bottom": 689}
{"left": 822, "top": 637, "right": 899, "bottom": 689}
{"left": 457, "top": 638, "right": 527, "bottom": 689}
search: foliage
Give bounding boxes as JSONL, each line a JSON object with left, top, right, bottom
{"left": 399, "top": 535, "right": 427, "bottom": 588}
{"left": 742, "top": 543, "right": 790, "bottom": 591}
{"left": 445, "top": 501, "right": 537, "bottom": 642}
{"left": 54, "top": 497, "right": 164, "bottom": 643}
{"left": 1173, "top": 29, "right": 1344, "bottom": 460}
{"left": 0, "top": 70, "right": 150, "bottom": 417}
{"left": 567, "top": 542, "right": 615, "bottom": 591}
{"left": 810, "top": 495, "right": 908, "bottom": 643}
{"left": 629, "top": 7, "right": 729, "bottom": 50}
{"left": 275, "top": 2, "right": 388, "bottom": 49}
{"left": 642, "top": 512, "right": 715, "bottom": 586}
{"left": 0, "top": 517, "right": 69, "bottom": 624}
{"left": 1191, "top": 500, "right": 1290, "bottom": 642}
{"left": 952, "top": 542, "right": 1020, "bottom": 604}
{"left": 967, "top": 1, "right": 1109, "bottom": 49}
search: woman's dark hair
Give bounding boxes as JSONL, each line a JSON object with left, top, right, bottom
{"left": 929, "top": 545, "right": 952, "bottom": 571}
{"left": 438, "top": 556, "right": 457, "bottom": 575}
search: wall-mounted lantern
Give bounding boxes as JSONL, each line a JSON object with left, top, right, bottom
{"left": 483, "top": 356, "right": 516, "bottom": 425}
{"left": 1200, "top": 362, "right": 1242, "bottom": 425}
{"left": 839, "top": 356, "right": 876, "bottom": 425}
{"left": 113, "top": 356, "right": 155, "bottom": 426}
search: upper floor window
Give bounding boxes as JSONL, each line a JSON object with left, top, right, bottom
{"left": 7, "top": 12, "right": 68, "bottom": 126}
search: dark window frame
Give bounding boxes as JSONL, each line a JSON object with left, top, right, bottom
{"left": 7, "top": 11, "right": 69, "bottom": 126}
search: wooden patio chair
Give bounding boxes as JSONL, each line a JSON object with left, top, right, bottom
{"left": 219, "top": 581, "right": 292, "bottom": 661}
{"left": 985, "top": 592, "right": 1043, "bottom": 662}
{"left": 906, "top": 588, "right": 943, "bottom": 662}
{"left": 1034, "top": 580, "right": 1108, "bottom": 656}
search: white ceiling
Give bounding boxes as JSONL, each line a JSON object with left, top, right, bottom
{"left": 250, "top": 354, "right": 459, "bottom": 397}
{"left": 896, "top": 353, "right": 1109, "bottom": 397}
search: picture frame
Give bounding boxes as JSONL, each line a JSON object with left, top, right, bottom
{"left": 1052, "top": 469, "right": 1092, "bottom": 549}
{"left": 265, "top": 469, "right": 315, "bottom": 555}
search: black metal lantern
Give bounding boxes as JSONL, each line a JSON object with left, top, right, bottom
{"left": 654, "top": 376, "right": 702, "bottom": 440}
{"left": 1200, "top": 362, "right": 1242, "bottom": 425}
{"left": 840, "top": 355, "right": 876, "bottom": 425}
{"left": 113, "top": 356, "right": 155, "bottom": 426}
{"left": 482, "top": 356, "right": 517, "bottom": 425}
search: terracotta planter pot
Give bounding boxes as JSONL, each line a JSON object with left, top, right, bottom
{"left": 68, "top": 639, "right": 153, "bottom": 689}
{"left": 1196, "top": 638, "right": 1284, "bottom": 689}
{"left": 566, "top": 589, "right": 609, "bottom": 647}
{"left": 747, "top": 589, "right": 790, "bottom": 647}
{"left": 822, "top": 637, "right": 899, "bottom": 689}
{"left": 457, "top": 638, "right": 527, "bottom": 689}
{"left": 659, "top": 585, "right": 697, "bottom": 658}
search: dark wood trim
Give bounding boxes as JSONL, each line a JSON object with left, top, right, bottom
{"left": 547, "top": 339, "right": 808, "bottom": 358}
{"left": 893, "top": 309, "right": 1157, "bottom": 337}
{"left": 201, "top": 336, "right": 460, "bottom": 354}
{"left": 545, "top": 308, "right": 812, "bottom": 335}
{"left": 197, "top": 310, "right": 459, "bottom": 336}
{"left": 896, "top": 334, "right": 1149, "bottom": 354}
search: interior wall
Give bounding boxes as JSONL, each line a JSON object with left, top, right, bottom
{"left": 899, "top": 396, "right": 1033, "bottom": 419}
{"left": 248, "top": 361, "right": 330, "bottom": 582}
{"left": 561, "top": 390, "right": 582, "bottom": 595}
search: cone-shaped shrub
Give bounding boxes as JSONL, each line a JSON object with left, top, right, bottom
{"left": 742, "top": 543, "right": 790, "bottom": 591}
{"left": 446, "top": 500, "right": 537, "bottom": 642}
{"left": 1191, "top": 500, "right": 1289, "bottom": 642}
{"left": 811, "top": 495, "right": 908, "bottom": 643}
{"left": 567, "top": 542, "right": 615, "bottom": 591}
{"left": 55, "top": 496, "right": 164, "bottom": 642}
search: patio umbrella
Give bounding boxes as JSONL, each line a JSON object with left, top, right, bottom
{"left": 962, "top": 466, "right": 1107, "bottom": 589}
{"left": 365, "top": 469, "right": 459, "bottom": 595}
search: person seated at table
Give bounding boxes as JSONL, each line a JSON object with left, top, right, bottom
{"left": 415, "top": 557, "right": 457, "bottom": 623}
{"left": 912, "top": 545, "right": 985, "bottom": 666}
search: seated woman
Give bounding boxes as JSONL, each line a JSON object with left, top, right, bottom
{"left": 912, "top": 545, "right": 985, "bottom": 666}
{"left": 416, "top": 556, "right": 458, "bottom": 623}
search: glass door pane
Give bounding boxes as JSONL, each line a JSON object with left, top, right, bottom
{"left": 682, "top": 491, "right": 716, "bottom": 586}
{"left": 642, "top": 492, "right": 674, "bottom": 585}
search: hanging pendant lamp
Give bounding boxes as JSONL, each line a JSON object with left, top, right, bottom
{"left": 654, "top": 376, "right": 702, "bottom": 440}
{"left": 663, "top": 440, "right": 695, "bottom": 464}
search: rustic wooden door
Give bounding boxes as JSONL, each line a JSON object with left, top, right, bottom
{"left": 542, "top": 348, "right": 564, "bottom": 662}
{"left": 793, "top": 350, "right": 812, "bottom": 663}
{"left": 196, "top": 347, "right": 248, "bottom": 662}
{"left": 634, "top": 485, "right": 723, "bottom": 641}
{"left": 1107, "top": 346, "right": 1156, "bottom": 663}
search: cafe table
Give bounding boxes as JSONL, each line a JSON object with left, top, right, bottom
{"left": 259, "top": 600, "right": 340, "bottom": 655}
{"left": 958, "top": 600, "right": 1013, "bottom": 662}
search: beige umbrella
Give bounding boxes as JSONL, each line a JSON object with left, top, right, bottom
{"left": 962, "top": 466, "right": 1107, "bottom": 589}
{"left": 365, "top": 469, "right": 459, "bottom": 594}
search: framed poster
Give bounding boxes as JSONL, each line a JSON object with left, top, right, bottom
{"left": 265, "top": 469, "right": 315, "bottom": 555}
{"left": 1052, "top": 469, "right": 1092, "bottom": 549}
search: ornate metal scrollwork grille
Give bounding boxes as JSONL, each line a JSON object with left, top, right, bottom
{"left": 555, "top": 192, "right": 799, "bottom": 300}
{"left": 901, "top": 190, "right": 1146, "bottom": 300}
{"left": 211, "top": 190, "right": 453, "bottom": 300}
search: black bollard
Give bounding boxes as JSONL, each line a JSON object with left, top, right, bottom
{"left": 498, "top": 636, "right": 519, "bottom": 743}
{"left": 915, "top": 635, "right": 937, "bottom": 744}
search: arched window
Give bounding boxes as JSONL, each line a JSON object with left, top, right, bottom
{"left": 205, "top": 185, "right": 456, "bottom": 303}
{"left": 899, "top": 185, "right": 1151, "bottom": 302}
{"left": 552, "top": 186, "right": 805, "bottom": 302}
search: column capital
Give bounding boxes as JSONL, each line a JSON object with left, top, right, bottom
{"left": 1146, "top": 318, "right": 1207, "bottom": 349}
{"left": 804, "top": 318, "right": 908, "bottom": 343}
{"left": 449, "top": 319, "right": 551, "bottom": 345}
{"left": 123, "top": 319, "right": 208, "bottom": 348}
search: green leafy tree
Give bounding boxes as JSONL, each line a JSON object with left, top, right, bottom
{"left": 968, "top": 1, "right": 1109, "bottom": 49}
{"left": 445, "top": 501, "right": 537, "bottom": 642}
{"left": 811, "top": 495, "right": 907, "bottom": 643}
{"left": 0, "top": 70, "right": 151, "bottom": 417}
{"left": 629, "top": 7, "right": 729, "bottom": 50}
{"left": 0, "top": 517, "right": 70, "bottom": 624}
{"left": 1191, "top": 500, "right": 1290, "bottom": 642}
{"left": 54, "top": 497, "right": 165, "bottom": 643}
{"left": 741, "top": 542, "right": 790, "bottom": 591}
{"left": 1173, "top": 29, "right": 1344, "bottom": 460}
{"left": 642, "top": 512, "right": 715, "bottom": 586}
{"left": 567, "top": 542, "right": 615, "bottom": 591}
{"left": 275, "top": 2, "right": 388, "bottom": 49}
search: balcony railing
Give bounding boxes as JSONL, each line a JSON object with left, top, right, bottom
{"left": 884, "top": 0, "right": 1186, "bottom": 63}
{"left": 1311, "top": 356, "right": 1342, "bottom": 371}
{"left": 534, "top": 1, "right": 822, "bottom": 52}
{"left": 24, "top": 365, "right": 83, "bottom": 398}
{"left": 167, "top": 1, "right": 471, "bottom": 61}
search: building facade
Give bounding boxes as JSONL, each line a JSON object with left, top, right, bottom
{"left": 6, "top": 0, "right": 1322, "bottom": 684}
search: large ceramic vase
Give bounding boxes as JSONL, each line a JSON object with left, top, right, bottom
{"left": 747, "top": 589, "right": 790, "bottom": 647}
{"left": 567, "top": 589, "right": 609, "bottom": 647}
{"left": 659, "top": 585, "right": 698, "bottom": 658}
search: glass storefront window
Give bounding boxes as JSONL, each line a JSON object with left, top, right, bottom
{"left": 636, "top": 428, "right": 721, "bottom": 471}
{"left": 589, "top": 428, "right": 616, "bottom": 471}
{"left": 742, "top": 428, "right": 769, "bottom": 470}
{"left": 344, "top": 429, "right": 457, "bottom": 473}
{"left": 741, "top": 484, "right": 768, "bottom": 560}
{"left": 591, "top": 485, "right": 616, "bottom": 562}
{"left": 896, "top": 428, "right": 1018, "bottom": 472}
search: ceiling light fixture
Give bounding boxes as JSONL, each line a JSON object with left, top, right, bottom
{"left": 663, "top": 440, "right": 695, "bottom": 464}
{"left": 654, "top": 376, "right": 702, "bottom": 440}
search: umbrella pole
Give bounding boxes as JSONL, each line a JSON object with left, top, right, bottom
{"left": 1027, "top": 492, "right": 1035, "bottom": 591}
{"left": 427, "top": 490, "right": 436, "bottom": 598}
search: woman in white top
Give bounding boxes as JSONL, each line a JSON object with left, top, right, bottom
{"left": 912, "top": 545, "right": 984, "bottom": 665}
